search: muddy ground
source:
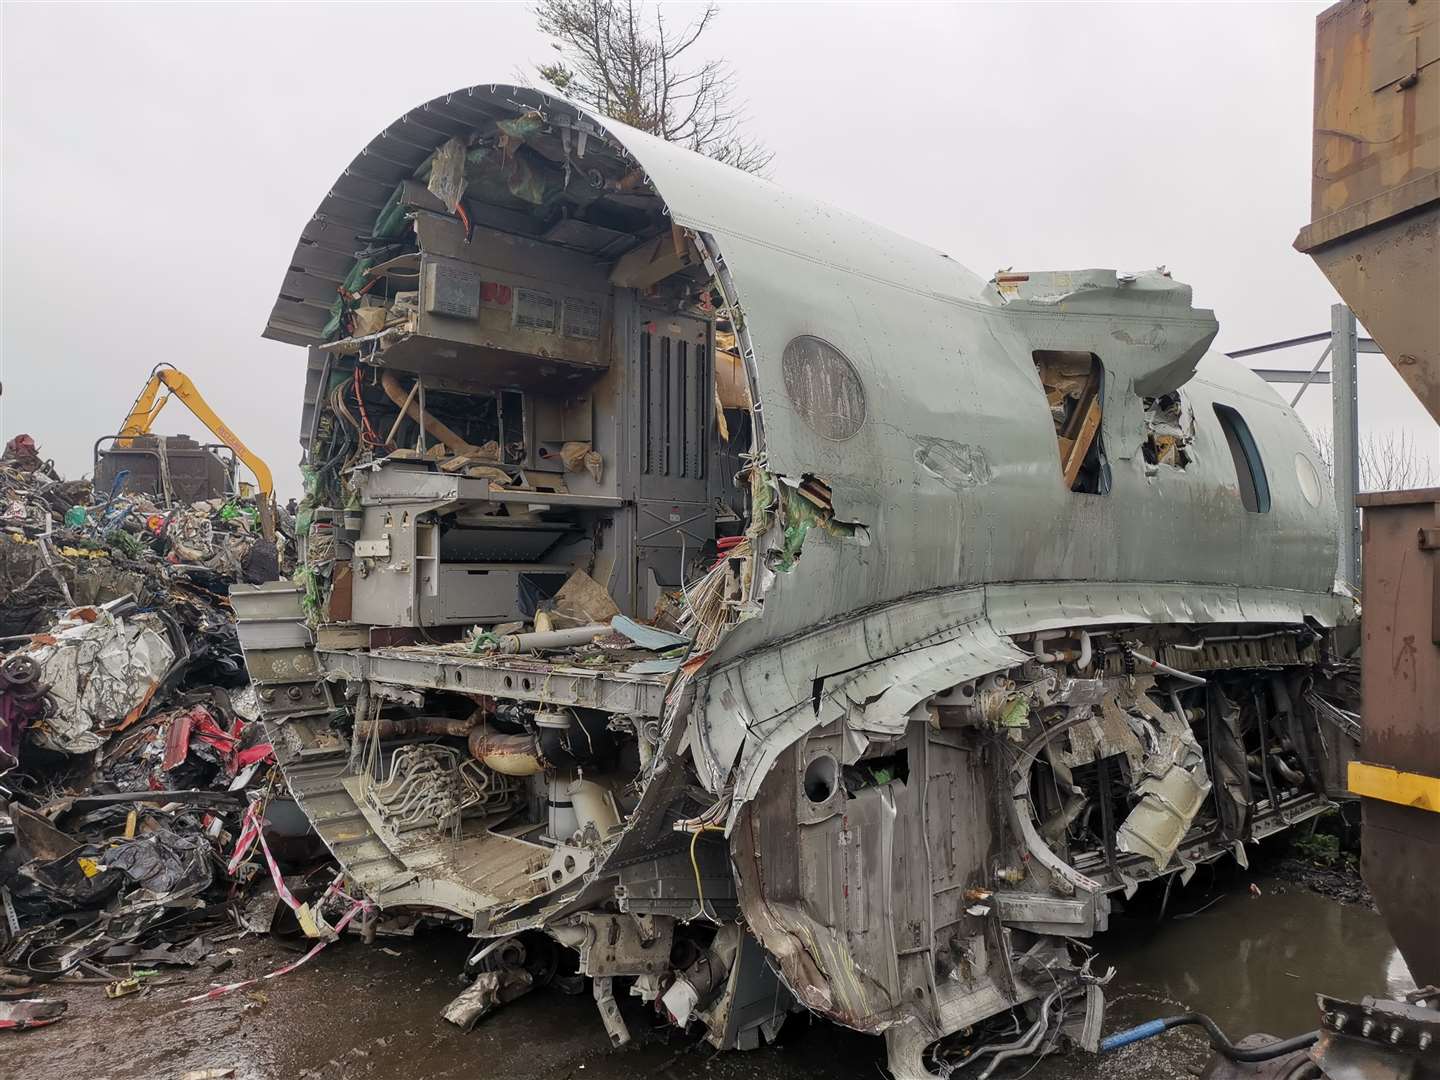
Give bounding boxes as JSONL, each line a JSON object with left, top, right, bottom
{"left": 7, "top": 859, "right": 1407, "bottom": 1080}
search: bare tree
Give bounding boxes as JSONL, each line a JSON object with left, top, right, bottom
{"left": 1312, "top": 428, "right": 1439, "bottom": 492}
{"left": 533, "top": 0, "right": 773, "bottom": 174}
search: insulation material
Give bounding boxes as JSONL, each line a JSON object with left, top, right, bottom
{"left": 427, "top": 136, "right": 469, "bottom": 213}
{"left": 548, "top": 569, "right": 620, "bottom": 628}
{"left": 351, "top": 304, "right": 388, "bottom": 338}
{"left": 559, "top": 441, "right": 604, "bottom": 482}
{"left": 770, "top": 478, "right": 861, "bottom": 573}
{"left": 26, "top": 610, "right": 176, "bottom": 754}
{"left": 714, "top": 331, "right": 753, "bottom": 409}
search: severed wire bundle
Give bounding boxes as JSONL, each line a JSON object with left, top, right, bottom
{"left": 677, "top": 537, "right": 750, "bottom": 655}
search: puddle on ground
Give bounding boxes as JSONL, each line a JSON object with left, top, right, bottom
{"left": 1094, "top": 885, "right": 1413, "bottom": 1040}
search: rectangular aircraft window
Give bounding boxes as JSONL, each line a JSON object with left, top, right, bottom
{"left": 1034, "top": 350, "right": 1108, "bottom": 494}
{"left": 1213, "top": 403, "right": 1271, "bottom": 513}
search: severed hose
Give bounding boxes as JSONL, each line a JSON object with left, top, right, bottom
{"left": 1100, "top": 1013, "right": 1318, "bottom": 1062}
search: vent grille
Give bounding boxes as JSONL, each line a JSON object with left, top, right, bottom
{"left": 640, "top": 328, "right": 707, "bottom": 479}
{"left": 564, "top": 297, "right": 602, "bottom": 340}
{"left": 513, "top": 288, "right": 558, "bottom": 333}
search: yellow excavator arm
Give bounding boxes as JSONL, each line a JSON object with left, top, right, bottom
{"left": 114, "top": 364, "right": 276, "bottom": 539}
{"left": 115, "top": 364, "right": 274, "bottom": 498}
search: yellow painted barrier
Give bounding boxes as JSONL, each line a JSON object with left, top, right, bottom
{"left": 1349, "top": 761, "right": 1440, "bottom": 815}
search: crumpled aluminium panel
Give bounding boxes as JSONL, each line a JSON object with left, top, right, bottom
{"left": 691, "top": 578, "right": 1349, "bottom": 810}
{"left": 27, "top": 611, "right": 175, "bottom": 754}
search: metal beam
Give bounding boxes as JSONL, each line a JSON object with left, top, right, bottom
{"left": 1227, "top": 332, "right": 1380, "bottom": 358}
{"left": 1252, "top": 369, "right": 1333, "bottom": 385}
{"left": 1226, "top": 331, "right": 1331, "bottom": 358}
{"left": 1289, "top": 343, "right": 1333, "bottom": 407}
{"left": 1349, "top": 761, "right": 1440, "bottom": 814}
{"left": 319, "top": 649, "right": 670, "bottom": 717}
{"left": 1332, "top": 303, "right": 1361, "bottom": 589}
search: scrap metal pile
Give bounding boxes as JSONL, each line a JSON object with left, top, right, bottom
{"left": 1, "top": 433, "right": 285, "bottom": 643}
{"left": 0, "top": 434, "right": 357, "bottom": 1032}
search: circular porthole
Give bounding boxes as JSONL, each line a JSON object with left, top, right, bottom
{"left": 781, "top": 336, "right": 867, "bottom": 441}
{"left": 803, "top": 754, "right": 839, "bottom": 804}
{"left": 1295, "top": 452, "right": 1322, "bottom": 508}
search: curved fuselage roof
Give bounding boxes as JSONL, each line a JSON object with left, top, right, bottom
{"left": 269, "top": 83, "right": 1341, "bottom": 645}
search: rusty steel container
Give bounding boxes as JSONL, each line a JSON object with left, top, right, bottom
{"left": 1351, "top": 488, "right": 1440, "bottom": 987}
{"left": 94, "top": 434, "right": 233, "bottom": 505}
{"left": 1294, "top": 0, "right": 1439, "bottom": 424}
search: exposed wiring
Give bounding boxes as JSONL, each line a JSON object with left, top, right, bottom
{"left": 673, "top": 791, "right": 730, "bottom": 833}
{"left": 352, "top": 366, "right": 382, "bottom": 446}
{"left": 688, "top": 823, "right": 725, "bottom": 923}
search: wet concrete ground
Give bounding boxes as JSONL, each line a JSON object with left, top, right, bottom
{"left": 7, "top": 874, "right": 1410, "bottom": 1080}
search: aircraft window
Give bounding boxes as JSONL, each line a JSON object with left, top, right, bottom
{"left": 1213, "top": 404, "right": 1271, "bottom": 513}
{"left": 1034, "top": 351, "right": 1108, "bottom": 494}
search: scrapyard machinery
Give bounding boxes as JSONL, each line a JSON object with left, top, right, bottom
{"left": 234, "top": 82, "right": 1362, "bottom": 1077}
{"left": 96, "top": 363, "right": 279, "bottom": 540}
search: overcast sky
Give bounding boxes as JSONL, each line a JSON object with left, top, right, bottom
{"left": 3, "top": 1, "right": 1434, "bottom": 499}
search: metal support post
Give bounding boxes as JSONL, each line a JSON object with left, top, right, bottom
{"left": 1331, "top": 303, "right": 1361, "bottom": 589}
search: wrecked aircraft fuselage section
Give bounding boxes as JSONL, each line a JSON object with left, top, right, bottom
{"left": 238, "top": 84, "right": 1360, "bottom": 1076}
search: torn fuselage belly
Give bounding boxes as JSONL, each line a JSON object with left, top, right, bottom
{"left": 254, "top": 601, "right": 1352, "bottom": 1067}
{"left": 705, "top": 615, "right": 1351, "bottom": 1072}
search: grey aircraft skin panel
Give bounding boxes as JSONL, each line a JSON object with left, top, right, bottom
{"left": 256, "top": 82, "right": 1355, "bottom": 1077}
{"left": 269, "top": 83, "right": 1341, "bottom": 635}
{"left": 272, "top": 83, "right": 1342, "bottom": 639}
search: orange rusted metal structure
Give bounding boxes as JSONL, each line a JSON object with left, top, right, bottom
{"left": 1294, "top": 0, "right": 1439, "bottom": 424}
{"left": 1351, "top": 489, "right": 1440, "bottom": 987}
{"left": 1298, "top": 0, "right": 1440, "bottom": 992}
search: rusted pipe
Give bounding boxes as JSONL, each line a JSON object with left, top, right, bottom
{"left": 354, "top": 715, "right": 475, "bottom": 739}
{"left": 379, "top": 371, "right": 472, "bottom": 454}
{"left": 1032, "top": 629, "right": 1066, "bottom": 662}
{"left": 468, "top": 727, "right": 544, "bottom": 776}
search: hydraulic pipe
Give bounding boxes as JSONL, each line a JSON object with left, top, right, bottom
{"left": 976, "top": 985, "right": 1067, "bottom": 1079}
{"left": 1032, "top": 629, "right": 1066, "bottom": 662}
{"left": 1031, "top": 628, "right": 1092, "bottom": 669}
{"left": 493, "top": 624, "right": 610, "bottom": 654}
{"left": 1127, "top": 648, "right": 1207, "bottom": 686}
{"left": 1100, "top": 1014, "right": 1318, "bottom": 1062}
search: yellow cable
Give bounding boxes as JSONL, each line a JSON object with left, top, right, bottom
{"left": 689, "top": 824, "right": 726, "bottom": 921}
